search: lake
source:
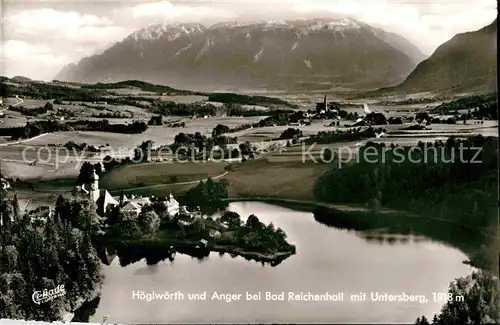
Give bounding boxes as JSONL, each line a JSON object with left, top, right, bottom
{"left": 90, "top": 202, "right": 473, "bottom": 323}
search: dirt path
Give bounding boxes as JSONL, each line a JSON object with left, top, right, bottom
{"left": 117, "top": 170, "right": 229, "bottom": 192}
{"left": 36, "top": 170, "right": 230, "bottom": 194}
{"left": 0, "top": 132, "right": 49, "bottom": 147}
{"left": 0, "top": 96, "right": 23, "bottom": 114}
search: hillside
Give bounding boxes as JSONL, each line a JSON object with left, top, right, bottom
{"left": 0, "top": 77, "right": 297, "bottom": 110}
{"left": 54, "top": 18, "right": 424, "bottom": 92}
{"left": 392, "top": 19, "right": 497, "bottom": 94}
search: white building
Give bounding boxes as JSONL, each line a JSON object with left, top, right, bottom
{"left": 120, "top": 196, "right": 151, "bottom": 216}
{"left": 75, "top": 169, "right": 182, "bottom": 219}
{"left": 121, "top": 201, "right": 141, "bottom": 216}
{"left": 165, "top": 193, "right": 179, "bottom": 216}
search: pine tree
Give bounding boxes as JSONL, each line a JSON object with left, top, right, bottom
{"left": 12, "top": 192, "right": 19, "bottom": 221}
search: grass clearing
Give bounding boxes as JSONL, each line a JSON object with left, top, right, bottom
{"left": 99, "top": 161, "right": 226, "bottom": 190}
{"left": 222, "top": 159, "right": 330, "bottom": 200}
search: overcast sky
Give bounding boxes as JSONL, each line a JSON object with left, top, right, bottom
{"left": 1, "top": 0, "right": 497, "bottom": 81}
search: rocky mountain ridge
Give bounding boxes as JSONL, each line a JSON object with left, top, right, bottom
{"left": 55, "top": 18, "right": 426, "bottom": 92}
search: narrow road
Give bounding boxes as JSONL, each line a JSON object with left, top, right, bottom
{"left": 0, "top": 133, "right": 49, "bottom": 147}
{"left": 0, "top": 158, "right": 56, "bottom": 167}
{"left": 0, "top": 96, "right": 23, "bottom": 114}
{"left": 115, "top": 171, "right": 229, "bottom": 193}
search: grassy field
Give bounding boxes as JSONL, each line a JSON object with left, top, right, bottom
{"left": 105, "top": 87, "right": 157, "bottom": 96}
{"left": 11, "top": 156, "right": 331, "bottom": 205}
{"left": 222, "top": 159, "right": 330, "bottom": 200}
{"left": 23, "top": 117, "right": 266, "bottom": 149}
{"left": 230, "top": 120, "right": 334, "bottom": 142}
{"left": 147, "top": 95, "right": 208, "bottom": 103}
{"left": 1, "top": 158, "right": 81, "bottom": 180}
{"left": 0, "top": 117, "right": 29, "bottom": 127}
{"left": 98, "top": 158, "right": 331, "bottom": 199}
{"left": 185, "top": 116, "right": 263, "bottom": 129}
{"left": 99, "top": 161, "right": 226, "bottom": 190}
{"left": 24, "top": 128, "right": 200, "bottom": 149}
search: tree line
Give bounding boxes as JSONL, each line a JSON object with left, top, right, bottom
{"left": 306, "top": 127, "right": 384, "bottom": 144}
{"left": 430, "top": 93, "right": 497, "bottom": 120}
{"left": 312, "top": 135, "right": 499, "bottom": 324}
{"left": 0, "top": 190, "right": 103, "bottom": 321}
{"left": 0, "top": 119, "right": 148, "bottom": 140}
{"left": 218, "top": 211, "right": 295, "bottom": 254}
{"left": 315, "top": 136, "right": 497, "bottom": 231}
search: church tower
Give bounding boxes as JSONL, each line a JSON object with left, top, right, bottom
{"left": 89, "top": 169, "right": 100, "bottom": 203}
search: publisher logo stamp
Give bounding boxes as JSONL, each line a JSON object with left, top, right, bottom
{"left": 32, "top": 285, "right": 66, "bottom": 304}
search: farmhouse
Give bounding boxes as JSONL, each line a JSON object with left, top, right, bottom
{"left": 121, "top": 201, "right": 141, "bottom": 215}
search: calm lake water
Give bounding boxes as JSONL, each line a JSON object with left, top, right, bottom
{"left": 91, "top": 202, "right": 473, "bottom": 324}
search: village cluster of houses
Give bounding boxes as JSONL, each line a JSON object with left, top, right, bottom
{"left": 75, "top": 168, "right": 181, "bottom": 218}
{"left": 74, "top": 168, "right": 223, "bottom": 246}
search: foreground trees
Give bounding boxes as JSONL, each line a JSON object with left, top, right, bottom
{"left": 314, "top": 136, "right": 497, "bottom": 234}
{"left": 182, "top": 178, "right": 229, "bottom": 215}
{"left": 217, "top": 211, "right": 293, "bottom": 254}
{"left": 415, "top": 271, "right": 499, "bottom": 324}
{"left": 312, "top": 136, "right": 498, "bottom": 324}
{"left": 0, "top": 191, "right": 103, "bottom": 321}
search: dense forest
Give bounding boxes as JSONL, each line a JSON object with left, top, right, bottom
{"left": 0, "top": 189, "right": 103, "bottom": 321}
{"left": 181, "top": 178, "right": 229, "bottom": 215}
{"left": 315, "top": 136, "right": 499, "bottom": 325}
{"left": 0, "top": 120, "right": 148, "bottom": 140}
{"left": 149, "top": 100, "right": 293, "bottom": 118}
{"left": 0, "top": 81, "right": 104, "bottom": 102}
{"left": 315, "top": 136, "right": 496, "bottom": 231}
{"left": 80, "top": 80, "right": 195, "bottom": 96}
{"left": 313, "top": 135, "right": 498, "bottom": 323}
{"left": 217, "top": 211, "right": 295, "bottom": 254}
{"left": 206, "top": 93, "right": 297, "bottom": 109}
{"left": 430, "top": 93, "right": 497, "bottom": 119}
{"left": 415, "top": 270, "right": 499, "bottom": 324}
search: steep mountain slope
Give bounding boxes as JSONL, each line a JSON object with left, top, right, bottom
{"left": 371, "top": 28, "right": 427, "bottom": 65}
{"left": 55, "top": 18, "right": 424, "bottom": 91}
{"left": 394, "top": 19, "right": 497, "bottom": 93}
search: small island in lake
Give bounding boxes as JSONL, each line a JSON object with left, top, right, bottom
{"left": 72, "top": 164, "right": 296, "bottom": 266}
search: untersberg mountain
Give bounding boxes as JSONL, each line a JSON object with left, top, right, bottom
{"left": 55, "top": 18, "right": 425, "bottom": 92}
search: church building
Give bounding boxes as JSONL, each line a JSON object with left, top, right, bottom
{"left": 76, "top": 169, "right": 119, "bottom": 216}
{"left": 75, "top": 167, "right": 182, "bottom": 218}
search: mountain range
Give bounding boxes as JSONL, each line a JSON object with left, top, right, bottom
{"left": 55, "top": 18, "right": 426, "bottom": 92}
{"left": 391, "top": 19, "right": 497, "bottom": 94}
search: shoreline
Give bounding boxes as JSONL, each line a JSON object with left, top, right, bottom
{"left": 224, "top": 197, "right": 491, "bottom": 271}
{"left": 102, "top": 237, "right": 296, "bottom": 265}
{"left": 224, "top": 197, "right": 477, "bottom": 230}
{"left": 212, "top": 245, "right": 295, "bottom": 263}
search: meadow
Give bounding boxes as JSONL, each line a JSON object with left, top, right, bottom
{"left": 99, "top": 161, "right": 226, "bottom": 190}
